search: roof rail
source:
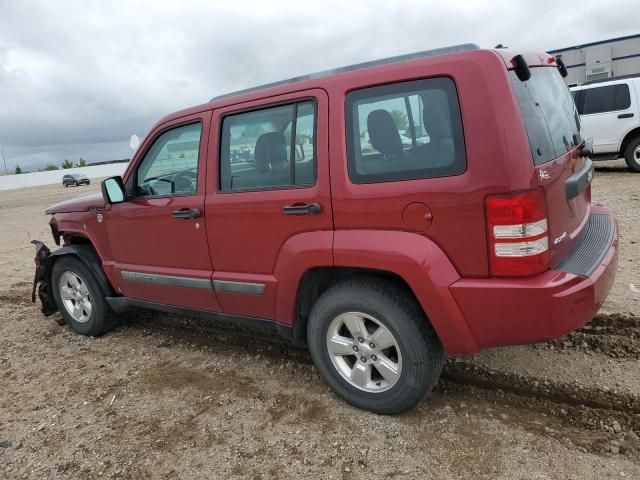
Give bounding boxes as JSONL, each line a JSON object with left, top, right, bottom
{"left": 581, "top": 72, "right": 640, "bottom": 86}
{"left": 210, "top": 43, "right": 480, "bottom": 102}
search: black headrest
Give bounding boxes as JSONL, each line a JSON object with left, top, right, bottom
{"left": 422, "top": 101, "right": 451, "bottom": 140}
{"left": 367, "top": 110, "right": 403, "bottom": 157}
{"left": 255, "top": 132, "right": 287, "bottom": 172}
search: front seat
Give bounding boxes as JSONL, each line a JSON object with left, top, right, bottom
{"left": 367, "top": 110, "right": 404, "bottom": 158}
{"left": 254, "top": 132, "right": 290, "bottom": 187}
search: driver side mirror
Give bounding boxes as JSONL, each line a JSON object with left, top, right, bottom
{"left": 101, "top": 176, "right": 126, "bottom": 204}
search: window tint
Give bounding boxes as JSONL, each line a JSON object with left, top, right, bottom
{"left": 346, "top": 78, "right": 466, "bottom": 183}
{"left": 576, "top": 84, "right": 631, "bottom": 115}
{"left": 510, "top": 67, "right": 580, "bottom": 166}
{"left": 220, "top": 101, "right": 316, "bottom": 191}
{"left": 136, "top": 123, "right": 202, "bottom": 197}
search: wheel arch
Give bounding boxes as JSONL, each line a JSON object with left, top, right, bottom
{"left": 48, "top": 243, "right": 115, "bottom": 297}
{"left": 292, "top": 266, "right": 424, "bottom": 346}
{"left": 290, "top": 230, "right": 480, "bottom": 354}
{"left": 619, "top": 126, "right": 640, "bottom": 155}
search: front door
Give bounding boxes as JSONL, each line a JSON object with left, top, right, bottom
{"left": 204, "top": 89, "right": 332, "bottom": 320}
{"left": 105, "top": 112, "right": 222, "bottom": 311}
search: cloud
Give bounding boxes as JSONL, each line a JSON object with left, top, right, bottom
{"left": 0, "top": 0, "right": 638, "bottom": 171}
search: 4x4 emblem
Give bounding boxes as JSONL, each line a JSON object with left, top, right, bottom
{"left": 554, "top": 232, "right": 568, "bottom": 245}
{"left": 539, "top": 170, "right": 550, "bottom": 181}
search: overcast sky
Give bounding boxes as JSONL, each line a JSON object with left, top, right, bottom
{"left": 0, "top": 0, "right": 638, "bottom": 172}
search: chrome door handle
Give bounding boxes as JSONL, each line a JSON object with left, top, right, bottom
{"left": 282, "top": 203, "right": 322, "bottom": 215}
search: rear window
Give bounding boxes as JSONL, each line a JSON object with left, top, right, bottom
{"left": 510, "top": 67, "right": 581, "bottom": 166}
{"left": 574, "top": 84, "right": 631, "bottom": 115}
{"left": 345, "top": 78, "right": 466, "bottom": 183}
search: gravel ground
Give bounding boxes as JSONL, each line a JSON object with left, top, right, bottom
{"left": 0, "top": 162, "right": 639, "bottom": 479}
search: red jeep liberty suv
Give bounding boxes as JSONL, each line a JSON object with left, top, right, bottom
{"left": 32, "top": 44, "right": 618, "bottom": 414}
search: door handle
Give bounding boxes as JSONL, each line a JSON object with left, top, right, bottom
{"left": 618, "top": 113, "right": 634, "bottom": 119}
{"left": 282, "top": 202, "right": 322, "bottom": 215}
{"left": 172, "top": 208, "right": 201, "bottom": 219}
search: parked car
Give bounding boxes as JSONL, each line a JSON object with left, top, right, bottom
{"left": 62, "top": 173, "right": 91, "bottom": 187}
{"left": 570, "top": 74, "right": 640, "bottom": 172}
{"left": 31, "top": 44, "right": 618, "bottom": 414}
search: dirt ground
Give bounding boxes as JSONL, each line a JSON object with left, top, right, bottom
{"left": 0, "top": 159, "right": 639, "bottom": 479}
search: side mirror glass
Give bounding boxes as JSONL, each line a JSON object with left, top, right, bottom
{"left": 101, "top": 176, "right": 126, "bottom": 204}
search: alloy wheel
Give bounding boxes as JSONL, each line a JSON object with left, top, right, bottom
{"left": 326, "top": 312, "right": 402, "bottom": 393}
{"left": 59, "top": 271, "right": 92, "bottom": 323}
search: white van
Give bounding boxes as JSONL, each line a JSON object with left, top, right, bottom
{"left": 571, "top": 74, "right": 640, "bottom": 172}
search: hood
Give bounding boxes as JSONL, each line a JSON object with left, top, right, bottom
{"left": 45, "top": 192, "right": 105, "bottom": 214}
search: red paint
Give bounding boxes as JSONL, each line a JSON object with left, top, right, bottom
{"left": 44, "top": 47, "right": 617, "bottom": 355}
{"left": 450, "top": 206, "right": 618, "bottom": 350}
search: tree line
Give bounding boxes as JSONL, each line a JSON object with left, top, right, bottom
{"left": 14, "top": 158, "right": 88, "bottom": 174}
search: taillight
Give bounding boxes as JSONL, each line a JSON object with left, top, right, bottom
{"left": 485, "top": 189, "right": 549, "bottom": 277}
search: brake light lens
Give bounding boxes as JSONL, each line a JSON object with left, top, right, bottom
{"left": 486, "top": 189, "right": 549, "bottom": 276}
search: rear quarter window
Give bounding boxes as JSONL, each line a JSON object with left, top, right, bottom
{"left": 345, "top": 77, "right": 466, "bottom": 183}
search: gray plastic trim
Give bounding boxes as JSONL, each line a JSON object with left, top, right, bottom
{"left": 556, "top": 213, "right": 615, "bottom": 276}
{"left": 121, "top": 271, "right": 213, "bottom": 290}
{"left": 213, "top": 280, "right": 266, "bottom": 295}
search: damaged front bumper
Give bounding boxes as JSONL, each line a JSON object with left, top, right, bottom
{"left": 31, "top": 240, "right": 59, "bottom": 318}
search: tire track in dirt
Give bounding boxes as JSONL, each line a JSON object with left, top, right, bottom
{"left": 438, "top": 379, "right": 640, "bottom": 457}
{"left": 7, "top": 288, "right": 640, "bottom": 459}
{"left": 546, "top": 313, "right": 640, "bottom": 359}
{"left": 141, "top": 312, "right": 640, "bottom": 458}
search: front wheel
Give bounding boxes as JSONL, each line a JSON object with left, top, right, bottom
{"left": 307, "top": 279, "right": 444, "bottom": 414}
{"left": 51, "top": 256, "right": 115, "bottom": 336}
{"left": 624, "top": 136, "right": 640, "bottom": 173}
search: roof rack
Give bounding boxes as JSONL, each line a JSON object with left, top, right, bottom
{"left": 210, "top": 43, "right": 480, "bottom": 102}
{"left": 581, "top": 72, "right": 640, "bottom": 86}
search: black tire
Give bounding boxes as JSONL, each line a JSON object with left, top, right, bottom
{"left": 51, "top": 256, "right": 116, "bottom": 336}
{"left": 73, "top": 181, "right": 78, "bottom": 187}
{"left": 64, "top": 183, "right": 68, "bottom": 188}
{"left": 624, "top": 136, "right": 640, "bottom": 173}
{"left": 307, "top": 278, "right": 444, "bottom": 414}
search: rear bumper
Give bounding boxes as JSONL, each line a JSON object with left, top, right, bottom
{"left": 449, "top": 206, "right": 618, "bottom": 351}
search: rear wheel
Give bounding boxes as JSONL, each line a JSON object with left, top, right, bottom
{"left": 307, "top": 278, "right": 444, "bottom": 414}
{"left": 73, "top": 181, "right": 78, "bottom": 187}
{"left": 624, "top": 136, "right": 640, "bottom": 172}
{"left": 51, "top": 256, "right": 115, "bottom": 336}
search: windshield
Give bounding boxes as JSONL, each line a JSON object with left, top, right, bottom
{"left": 510, "top": 67, "right": 581, "bottom": 166}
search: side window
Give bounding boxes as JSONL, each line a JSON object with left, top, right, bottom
{"left": 135, "top": 123, "right": 202, "bottom": 197}
{"left": 219, "top": 101, "right": 316, "bottom": 191}
{"left": 346, "top": 78, "right": 466, "bottom": 184}
{"left": 579, "top": 84, "right": 631, "bottom": 115}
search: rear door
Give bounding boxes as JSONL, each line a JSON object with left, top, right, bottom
{"left": 574, "top": 82, "right": 636, "bottom": 154}
{"left": 510, "top": 66, "right": 591, "bottom": 266}
{"left": 204, "top": 89, "right": 332, "bottom": 320}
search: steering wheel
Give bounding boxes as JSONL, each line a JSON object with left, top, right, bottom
{"left": 170, "top": 170, "right": 196, "bottom": 194}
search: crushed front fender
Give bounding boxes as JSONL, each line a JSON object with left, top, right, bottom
{"left": 30, "top": 240, "right": 60, "bottom": 318}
